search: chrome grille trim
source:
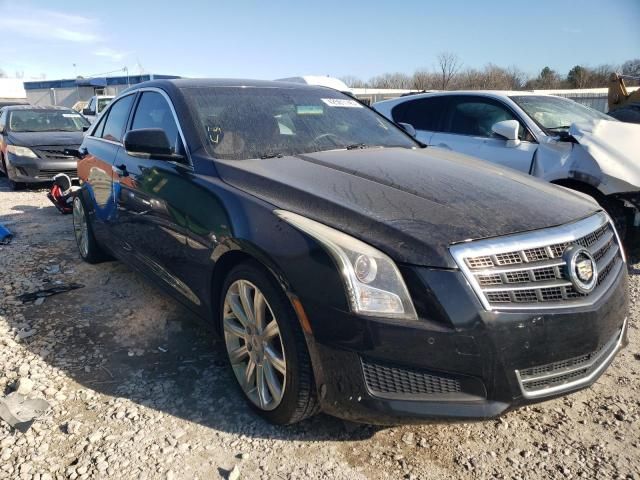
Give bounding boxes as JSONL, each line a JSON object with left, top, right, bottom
{"left": 515, "top": 318, "right": 626, "bottom": 399}
{"left": 449, "top": 212, "right": 625, "bottom": 311}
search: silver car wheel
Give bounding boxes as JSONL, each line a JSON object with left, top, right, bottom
{"left": 72, "top": 197, "right": 89, "bottom": 258}
{"left": 223, "top": 279, "right": 287, "bottom": 411}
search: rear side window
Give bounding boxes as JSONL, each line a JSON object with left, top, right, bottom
{"left": 391, "top": 96, "right": 448, "bottom": 131}
{"left": 445, "top": 97, "right": 518, "bottom": 138}
{"left": 131, "top": 92, "right": 181, "bottom": 154}
{"left": 100, "top": 94, "right": 135, "bottom": 143}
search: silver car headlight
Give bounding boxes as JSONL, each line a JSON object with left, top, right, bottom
{"left": 275, "top": 210, "right": 418, "bottom": 320}
{"left": 7, "top": 145, "right": 38, "bottom": 158}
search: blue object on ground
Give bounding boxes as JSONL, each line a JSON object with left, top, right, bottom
{"left": 0, "top": 223, "right": 13, "bottom": 244}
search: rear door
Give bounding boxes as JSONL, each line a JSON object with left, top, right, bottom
{"left": 77, "top": 92, "right": 136, "bottom": 245}
{"left": 430, "top": 95, "right": 537, "bottom": 173}
{"left": 112, "top": 89, "right": 205, "bottom": 308}
{"left": 389, "top": 96, "right": 449, "bottom": 145}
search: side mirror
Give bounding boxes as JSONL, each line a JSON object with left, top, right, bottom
{"left": 124, "top": 128, "right": 176, "bottom": 159}
{"left": 492, "top": 120, "right": 521, "bottom": 147}
{"left": 397, "top": 122, "right": 417, "bottom": 137}
{"left": 82, "top": 108, "right": 95, "bottom": 116}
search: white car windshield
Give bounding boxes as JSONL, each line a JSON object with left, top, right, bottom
{"left": 184, "top": 86, "right": 418, "bottom": 160}
{"left": 510, "top": 95, "right": 614, "bottom": 133}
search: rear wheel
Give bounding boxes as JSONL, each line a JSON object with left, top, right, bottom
{"left": 220, "top": 261, "right": 319, "bottom": 425}
{"left": 72, "top": 195, "right": 107, "bottom": 263}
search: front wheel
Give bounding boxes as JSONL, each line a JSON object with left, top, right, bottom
{"left": 72, "top": 195, "right": 107, "bottom": 263}
{"left": 220, "top": 261, "right": 319, "bottom": 424}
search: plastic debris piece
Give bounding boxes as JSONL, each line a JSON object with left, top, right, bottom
{"left": 0, "top": 223, "right": 12, "bottom": 245}
{"left": 0, "top": 392, "right": 50, "bottom": 433}
{"left": 16, "top": 283, "right": 84, "bottom": 303}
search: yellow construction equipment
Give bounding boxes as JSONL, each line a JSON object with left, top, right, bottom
{"left": 607, "top": 73, "right": 640, "bottom": 123}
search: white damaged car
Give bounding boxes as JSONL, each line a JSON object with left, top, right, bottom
{"left": 374, "top": 92, "right": 640, "bottom": 243}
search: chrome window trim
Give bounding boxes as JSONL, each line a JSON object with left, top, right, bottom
{"left": 87, "top": 87, "right": 193, "bottom": 169}
{"left": 449, "top": 211, "right": 624, "bottom": 311}
{"left": 133, "top": 87, "right": 193, "bottom": 168}
{"left": 515, "top": 317, "right": 627, "bottom": 399}
{"left": 86, "top": 90, "right": 137, "bottom": 140}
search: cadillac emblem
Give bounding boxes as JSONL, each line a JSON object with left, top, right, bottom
{"left": 563, "top": 245, "right": 598, "bottom": 294}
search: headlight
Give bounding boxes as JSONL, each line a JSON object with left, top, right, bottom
{"left": 7, "top": 145, "right": 38, "bottom": 158}
{"left": 275, "top": 210, "right": 418, "bottom": 320}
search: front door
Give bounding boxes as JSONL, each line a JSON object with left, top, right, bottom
{"left": 430, "top": 96, "right": 538, "bottom": 173}
{"left": 112, "top": 90, "right": 208, "bottom": 309}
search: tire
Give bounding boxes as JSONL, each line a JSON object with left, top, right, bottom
{"left": 0, "top": 155, "right": 7, "bottom": 177}
{"left": 72, "top": 195, "right": 108, "bottom": 264}
{"left": 220, "top": 260, "right": 319, "bottom": 425}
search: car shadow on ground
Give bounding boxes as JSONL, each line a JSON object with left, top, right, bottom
{"left": 0, "top": 190, "right": 381, "bottom": 442}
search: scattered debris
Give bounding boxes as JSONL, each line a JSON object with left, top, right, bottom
{"left": 16, "top": 283, "right": 84, "bottom": 303}
{"left": 44, "top": 264, "right": 60, "bottom": 274}
{"left": 0, "top": 223, "right": 12, "bottom": 244}
{"left": 227, "top": 465, "right": 241, "bottom": 480}
{"left": 0, "top": 392, "right": 50, "bottom": 433}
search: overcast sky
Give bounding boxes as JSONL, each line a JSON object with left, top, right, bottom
{"left": 0, "top": 0, "right": 638, "bottom": 81}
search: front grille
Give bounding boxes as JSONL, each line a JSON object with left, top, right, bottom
{"left": 515, "top": 321, "right": 625, "bottom": 398}
{"left": 38, "top": 168, "right": 78, "bottom": 179}
{"left": 33, "top": 145, "right": 80, "bottom": 160}
{"left": 450, "top": 212, "right": 624, "bottom": 310}
{"left": 362, "top": 359, "right": 461, "bottom": 399}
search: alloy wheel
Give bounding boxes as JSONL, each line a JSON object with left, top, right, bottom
{"left": 72, "top": 197, "right": 89, "bottom": 258}
{"left": 223, "top": 279, "right": 287, "bottom": 411}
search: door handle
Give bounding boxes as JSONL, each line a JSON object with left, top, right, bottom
{"left": 113, "top": 164, "right": 129, "bottom": 177}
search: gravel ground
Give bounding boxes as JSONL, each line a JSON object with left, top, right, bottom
{"left": 0, "top": 178, "right": 639, "bottom": 480}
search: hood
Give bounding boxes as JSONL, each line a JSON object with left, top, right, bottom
{"left": 568, "top": 119, "right": 640, "bottom": 194}
{"left": 216, "top": 147, "right": 600, "bottom": 268}
{"left": 8, "top": 131, "right": 85, "bottom": 147}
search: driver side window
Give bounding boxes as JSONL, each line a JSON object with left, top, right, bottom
{"left": 445, "top": 97, "right": 519, "bottom": 138}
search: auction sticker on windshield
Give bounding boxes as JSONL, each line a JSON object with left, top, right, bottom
{"left": 321, "top": 98, "right": 363, "bottom": 108}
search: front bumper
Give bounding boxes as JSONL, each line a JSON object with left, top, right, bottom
{"left": 7, "top": 152, "right": 78, "bottom": 183}
{"left": 301, "top": 266, "right": 628, "bottom": 425}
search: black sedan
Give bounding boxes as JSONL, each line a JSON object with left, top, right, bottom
{"left": 73, "top": 79, "right": 628, "bottom": 425}
{"left": 0, "top": 105, "right": 89, "bottom": 190}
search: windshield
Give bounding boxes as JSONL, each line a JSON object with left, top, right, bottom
{"left": 510, "top": 95, "right": 613, "bottom": 133}
{"left": 8, "top": 109, "right": 90, "bottom": 132}
{"left": 183, "top": 86, "right": 417, "bottom": 160}
{"left": 97, "top": 98, "right": 112, "bottom": 112}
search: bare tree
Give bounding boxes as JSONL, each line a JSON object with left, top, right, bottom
{"left": 412, "top": 69, "right": 439, "bottom": 90}
{"left": 368, "top": 72, "right": 412, "bottom": 89}
{"left": 437, "top": 52, "right": 461, "bottom": 90}
{"left": 340, "top": 75, "right": 368, "bottom": 88}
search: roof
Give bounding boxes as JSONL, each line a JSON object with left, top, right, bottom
{"left": 23, "top": 74, "right": 180, "bottom": 91}
{"left": 373, "top": 90, "right": 571, "bottom": 107}
{"left": 154, "top": 78, "right": 336, "bottom": 89}
{"left": 1, "top": 104, "right": 75, "bottom": 111}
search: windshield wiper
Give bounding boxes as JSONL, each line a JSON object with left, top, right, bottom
{"left": 546, "top": 125, "right": 571, "bottom": 131}
{"left": 259, "top": 153, "right": 283, "bottom": 159}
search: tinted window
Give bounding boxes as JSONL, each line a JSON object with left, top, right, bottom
{"left": 184, "top": 87, "right": 417, "bottom": 160}
{"left": 445, "top": 97, "right": 517, "bottom": 138}
{"left": 101, "top": 94, "right": 135, "bottom": 143}
{"left": 131, "top": 92, "right": 181, "bottom": 153}
{"left": 391, "top": 96, "right": 448, "bottom": 131}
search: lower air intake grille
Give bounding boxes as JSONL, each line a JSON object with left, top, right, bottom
{"left": 361, "top": 359, "right": 461, "bottom": 399}
{"left": 515, "top": 320, "right": 625, "bottom": 399}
